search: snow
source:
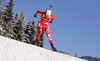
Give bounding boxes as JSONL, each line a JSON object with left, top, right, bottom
{"left": 0, "top": 36, "right": 88, "bottom": 61}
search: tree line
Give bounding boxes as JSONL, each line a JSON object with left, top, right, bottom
{"left": 0, "top": 0, "right": 44, "bottom": 47}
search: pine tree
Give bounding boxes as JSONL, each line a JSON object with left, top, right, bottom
{"left": 19, "top": 12, "right": 26, "bottom": 42}
{"left": 0, "top": 0, "right": 15, "bottom": 38}
{"left": 0, "top": 0, "right": 7, "bottom": 36}
{"left": 31, "top": 20, "right": 37, "bottom": 44}
{"left": 15, "top": 12, "right": 18, "bottom": 20}
{"left": 7, "top": 0, "right": 15, "bottom": 39}
{"left": 13, "top": 12, "right": 19, "bottom": 40}
{"left": 13, "top": 19, "right": 20, "bottom": 40}
{"left": 0, "top": 5, "right": 8, "bottom": 37}
{"left": 25, "top": 20, "right": 37, "bottom": 44}
{"left": 13, "top": 12, "right": 18, "bottom": 28}
{"left": 14, "top": 11, "right": 26, "bottom": 42}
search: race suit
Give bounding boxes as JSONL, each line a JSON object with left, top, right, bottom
{"left": 35, "top": 11, "right": 55, "bottom": 44}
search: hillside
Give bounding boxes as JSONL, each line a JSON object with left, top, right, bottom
{"left": 0, "top": 36, "right": 87, "bottom": 61}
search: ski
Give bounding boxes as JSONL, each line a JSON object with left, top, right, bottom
{"left": 55, "top": 51, "right": 69, "bottom": 54}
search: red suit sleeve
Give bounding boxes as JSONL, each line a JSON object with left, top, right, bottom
{"left": 50, "top": 15, "right": 55, "bottom": 22}
{"left": 35, "top": 11, "right": 44, "bottom": 16}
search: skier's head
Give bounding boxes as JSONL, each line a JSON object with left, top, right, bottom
{"left": 45, "top": 9, "right": 51, "bottom": 18}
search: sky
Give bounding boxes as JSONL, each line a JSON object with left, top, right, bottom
{"left": 6, "top": 0, "right": 100, "bottom": 58}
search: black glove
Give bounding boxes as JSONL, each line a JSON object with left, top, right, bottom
{"left": 49, "top": 21, "right": 52, "bottom": 23}
{"left": 51, "top": 44, "right": 57, "bottom": 51}
{"left": 34, "top": 14, "right": 37, "bottom": 18}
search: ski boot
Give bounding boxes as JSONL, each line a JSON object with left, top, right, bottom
{"left": 51, "top": 44, "right": 57, "bottom": 51}
{"left": 33, "top": 40, "right": 38, "bottom": 45}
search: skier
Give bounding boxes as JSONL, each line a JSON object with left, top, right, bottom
{"left": 34, "top": 9, "right": 57, "bottom": 51}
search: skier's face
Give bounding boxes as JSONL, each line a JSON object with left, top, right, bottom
{"left": 45, "top": 10, "right": 51, "bottom": 18}
{"left": 46, "top": 14, "right": 50, "bottom": 18}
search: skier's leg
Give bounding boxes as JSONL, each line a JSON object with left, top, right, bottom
{"left": 44, "top": 26, "right": 53, "bottom": 44}
{"left": 33, "top": 24, "right": 42, "bottom": 45}
{"left": 36, "top": 26, "right": 42, "bottom": 40}
{"left": 43, "top": 24, "right": 57, "bottom": 51}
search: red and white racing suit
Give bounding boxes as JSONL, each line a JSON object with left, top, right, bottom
{"left": 35, "top": 11, "right": 55, "bottom": 44}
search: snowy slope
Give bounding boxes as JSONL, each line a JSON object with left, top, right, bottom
{"left": 0, "top": 36, "right": 88, "bottom": 61}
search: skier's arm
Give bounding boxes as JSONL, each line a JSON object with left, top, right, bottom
{"left": 34, "top": 11, "right": 44, "bottom": 17}
{"left": 50, "top": 15, "right": 55, "bottom": 23}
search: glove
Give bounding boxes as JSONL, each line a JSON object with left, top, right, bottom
{"left": 51, "top": 44, "right": 57, "bottom": 51}
{"left": 49, "top": 21, "right": 52, "bottom": 23}
{"left": 34, "top": 14, "right": 37, "bottom": 18}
